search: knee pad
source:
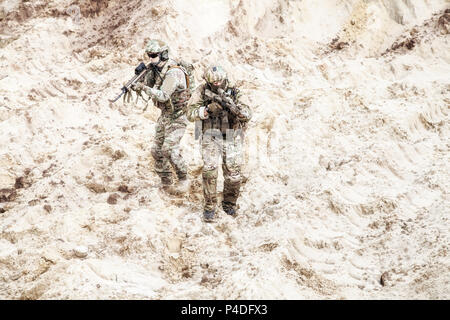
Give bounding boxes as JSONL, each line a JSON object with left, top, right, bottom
{"left": 203, "top": 167, "right": 218, "bottom": 180}
{"left": 225, "top": 172, "right": 241, "bottom": 185}
{"left": 161, "top": 143, "right": 173, "bottom": 159}
{"left": 151, "top": 146, "right": 161, "bottom": 160}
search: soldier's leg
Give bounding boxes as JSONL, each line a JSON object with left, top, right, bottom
{"left": 201, "top": 130, "right": 222, "bottom": 212}
{"left": 222, "top": 133, "right": 243, "bottom": 214}
{"left": 151, "top": 117, "right": 173, "bottom": 185}
{"left": 161, "top": 116, "right": 188, "bottom": 180}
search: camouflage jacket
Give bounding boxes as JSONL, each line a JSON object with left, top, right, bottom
{"left": 187, "top": 83, "right": 252, "bottom": 137}
{"left": 142, "top": 59, "right": 190, "bottom": 118}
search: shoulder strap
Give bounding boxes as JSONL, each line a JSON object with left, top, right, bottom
{"left": 167, "top": 65, "right": 189, "bottom": 89}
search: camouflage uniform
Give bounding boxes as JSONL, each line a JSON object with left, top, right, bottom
{"left": 137, "top": 41, "right": 191, "bottom": 185}
{"left": 187, "top": 68, "right": 251, "bottom": 214}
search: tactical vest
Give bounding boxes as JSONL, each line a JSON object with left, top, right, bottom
{"left": 151, "top": 59, "right": 191, "bottom": 118}
{"left": 201, "top": 85, "right": 242, "bottom": 136}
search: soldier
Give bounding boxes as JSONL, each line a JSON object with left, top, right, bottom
{"left": 131, "top": 39, "right": 191, "bottom": 194}
{"left": 187, "top": 65, "right": 252, "bottom": 222}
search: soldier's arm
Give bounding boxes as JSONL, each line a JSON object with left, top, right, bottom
{"left": 231, "top": 91, "right": 252, "bottom": 122}
{"left": 187, "top": 85, "right": 209, "bottom": 122}
{"left": 144, "top": 68, "right": 185, "bottom": 102}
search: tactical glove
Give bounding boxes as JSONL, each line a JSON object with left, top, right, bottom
{"left": 131, "top": 82, "right": 145, "bottom": 91}
{"left": 206, "top": 102, "right": 222, "bottom": 116}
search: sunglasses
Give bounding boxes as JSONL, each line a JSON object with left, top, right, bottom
{"left": 147, "top": 52, "right": 159, "bottom": 58}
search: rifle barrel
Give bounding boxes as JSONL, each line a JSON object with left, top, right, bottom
{"left": 110, "top": 62, "right": 151, "bottom": 104}
{"left": 109, "top": 85, "right": 129, "bottom": 103}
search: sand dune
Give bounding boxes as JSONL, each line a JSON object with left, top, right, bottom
{"left": 0, "top": 0, "right": 449, "bottom": 299}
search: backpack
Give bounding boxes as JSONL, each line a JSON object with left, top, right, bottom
{"left": 169, "top": 60, "right": 195, "bottom": 94}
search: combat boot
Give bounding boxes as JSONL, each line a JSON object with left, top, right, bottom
{"left": 164, "top": 177, "right": 188, "bottom": 196}
{"left": 160, "top": 177, "right": 173, "bottom": 192}
{"left": 222, "top": 201, "right": 237, "bottom": 216}
{"left": 203, "top": 210, "right": 215, "bottom": 222}
{"left": 171, "top": 177, "right": 189, "bottom": 195}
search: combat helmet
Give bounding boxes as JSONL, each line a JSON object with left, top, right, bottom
{"left": 145, "top": 39, "right": 169, "bottom": 61}
{"left": 203, "top": 65, "right": 228, "bottom": 88}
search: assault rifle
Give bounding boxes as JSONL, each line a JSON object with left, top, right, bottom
{"left": 204, "top": 88, "right": 241, "bottom": 116}
{"left": 109, "top": 62, "right": 151, "bottom": 103}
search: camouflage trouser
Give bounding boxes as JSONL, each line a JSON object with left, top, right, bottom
{"left": 201, "top": 130, "right": 243, "bottom": 211}
{"left": 151, "top": 114, "right": 187, "bottom": 184}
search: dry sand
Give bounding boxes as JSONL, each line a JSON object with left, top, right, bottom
{"left": 0, "top": 0, "right": 449, "bottom": 299}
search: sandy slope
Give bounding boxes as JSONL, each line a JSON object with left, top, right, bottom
{"left": 0, "top": 0, "right": 449, "bottom": 299}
